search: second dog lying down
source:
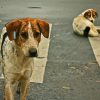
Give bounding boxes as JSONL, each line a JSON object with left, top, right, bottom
{"left": 72, "top": 9, "right": 100, "bottom": 37}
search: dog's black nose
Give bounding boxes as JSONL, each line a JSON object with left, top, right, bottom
{"left": 29, "top": 48, "right": 37, "bottom": 57}
{"left": 91, "top": 20, "right": 93, "bottom": 23}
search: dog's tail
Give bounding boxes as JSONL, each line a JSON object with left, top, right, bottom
{"left": 83, "top": 26, "right": 90, "bottom": 37}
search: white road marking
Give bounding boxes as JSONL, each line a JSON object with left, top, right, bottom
{"left": 30, "top": 24, "right": 52, "bottom": 83}
{"left": 0, "top": 24, "right": 52, "bottom": 84}
{"left": 30, "top": 58, "right": 47, "bottom": 83}
{"left": 89, "top": 35, "right": 100, "bottom": 66}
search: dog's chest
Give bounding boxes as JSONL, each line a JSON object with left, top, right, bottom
{"left": 2, "top": 37, "right": 33, "bottom": 73}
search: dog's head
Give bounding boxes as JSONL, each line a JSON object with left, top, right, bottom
{"left": 5, "top": 18, "right": 49, "bottom": 57}
{"left": 82, "top": 9, "right": 98, "bottom": 23}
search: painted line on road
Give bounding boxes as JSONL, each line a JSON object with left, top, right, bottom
{"left": 30, "top": 23, "right": 52, "bottom": 83}
{"left": 89, "top": 35, "right": 100, "bottom": 66}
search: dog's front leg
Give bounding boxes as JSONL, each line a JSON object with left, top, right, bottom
{"left": 4, "top": 83, "right": 14, "bottom": 100}
{"left": 20, "top": 79, "right": 30, "bottom": 100}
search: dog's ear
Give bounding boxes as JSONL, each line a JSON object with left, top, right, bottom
{"left": 92, "top": 9, "right": 98, "bottom": 18}
{"left": 94, "top": 10, "right": 98, "bottom": 18}
{"left": 5, "top": 20, "right": 22, "bottom": 41}
{"left": 37, "top": 19, "right": 49, "bottom": 38}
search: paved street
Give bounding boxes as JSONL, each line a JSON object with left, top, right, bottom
{"left": 0, "top": 0, "right": 100, "bottom": 100}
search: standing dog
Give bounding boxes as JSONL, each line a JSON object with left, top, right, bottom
{"left": 1, "top": 18, "right": 49, "bottom": 100}
{"left": 72, "top": 9, "right": 99, "bottom": 37}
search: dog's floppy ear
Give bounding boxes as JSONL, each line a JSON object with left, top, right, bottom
{"left": 92, "top": 9, "right": 98, "bottom": 18}
{"left": 95, "top": 11, "right": 98, "bottom": 18}
{"left": 5, "top": 20, "right": 22, "bottom": 41}
{"left": 37, "top": 19, "right": 49, "bottom": 38}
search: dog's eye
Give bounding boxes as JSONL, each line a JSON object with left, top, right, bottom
{"left": 88, "top": 14, "right": 91, "bottom": 17}
{"left": 93, "top": 14, "right": 96, "bottom": 18}
{"left": 34, "top": 32, "right": 41, "bottom": 38}
{"left": 21, "top": 32, "right": 28, "bottom": 39}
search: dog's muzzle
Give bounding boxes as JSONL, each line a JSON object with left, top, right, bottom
{"left": 29, "top": 48, "right": 38, "bottom": 57}
{"left": 90, "top": 20, "right": 93, "bottom": 23}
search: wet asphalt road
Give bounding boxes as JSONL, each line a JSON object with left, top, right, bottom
{"left": 0, "top": 0, "right": 100, "bottom": 100}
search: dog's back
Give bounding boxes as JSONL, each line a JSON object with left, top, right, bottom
{"left": 73, "top": 15, "right": 89, "bottom": 36}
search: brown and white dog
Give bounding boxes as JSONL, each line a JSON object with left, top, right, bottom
{"left": 0, "top": 18, "right": 49, "bottom": 100}
{"left": 72, "top": 9, "right": 99, "bottom": 37}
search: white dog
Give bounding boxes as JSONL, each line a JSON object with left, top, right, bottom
{"left": 72, "top": 9, "right": 99, "bottom": 37}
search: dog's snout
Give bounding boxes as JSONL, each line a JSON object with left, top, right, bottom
{"left": 29, "top": 48, "right": 37, "bottom": 57}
